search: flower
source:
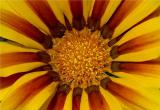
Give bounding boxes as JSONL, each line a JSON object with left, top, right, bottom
{"left": 0, "top": 0, "right": 160, "bottom": 110}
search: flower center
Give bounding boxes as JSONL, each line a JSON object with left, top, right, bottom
{"left": 48, "top": 28, "right": 110, "bottom": 88}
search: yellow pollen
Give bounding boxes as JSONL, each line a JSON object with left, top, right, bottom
{"left": 48, "top": 28, "right": 110, "bottom": 88}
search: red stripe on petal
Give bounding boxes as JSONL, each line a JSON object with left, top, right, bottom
{"left": 0, "top": 73, "right": 25, "bottom": 89}
{"left": 109, "top": 32, "right": 160, "bottom": 57}
{"left": 73, "top": 95, "right": 81, "bottom": 110}
{"left": 137, "top": 7, "right": 160, "bottom": 26}
{"left": 47, "top": 84, "right": 70, "bottom": 110}
{"left": 109, "top": 0, "right": 140, "bottom": 30}
{"left": 107, "top": 81, "right": 146, "bottom": 109}
{"left": 26, "top": 0, "right": 66, "bottom": 37}
{"left": 69, "top": 0, "right": 85, "bottom": 30}
{"left": 0, "top": 52, "right": 41, "bottom": 68}
{"left": 120, "top": 62, "right": 151, "bottom": 73}
{"left": 3, "top": 74, "right": 53, "bottom": 109}
{"left": 111, "top": 60, "right": 160, "bottom": 76}
{"left": 107, "top": 3, "right": 159, "bottom": 42}
{"left": 72, "top": 87, "right": 82, "bottom": 110}
{"left": 108, "top": 0, "right": 140, "bottom": 30}
{"left": 88, "top": 0, "right": 109, "bottom": 31}
{"left": 0, "top": 11, "right": 53, "bottom": 49}
{"left": 118, "top": 31, "right": 160, "bottom": 54}
{"left": 48, "top": 93, "right": 66, "bottom": 110}
{"left": 86, "top": 86, "right": 109, "bottom": 110}
{"left": 28, "top": 64, "right": 52, "bottom": 72}
{"left": 120, "top": 62, "right": 160, "bottom": 74}
{"left": 91, "top": 0, "right": 109, "bottom": 21}
{"left": 0, "top": 65, "right": 53, "bottom": 89}
{"left": 64, "top": 15, "right": 72, "bottom": 31}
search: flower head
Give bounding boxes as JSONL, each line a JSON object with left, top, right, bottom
{"left": 0, "top": 0, "right": 160, "bottom": 110}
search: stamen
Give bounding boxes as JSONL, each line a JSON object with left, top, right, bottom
{"left": 48, "top": 28, "right": 110, "bottom": 88}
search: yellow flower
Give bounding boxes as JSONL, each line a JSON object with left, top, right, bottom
{"left": 0, "top": 0, "right": 160, "bottom": 110}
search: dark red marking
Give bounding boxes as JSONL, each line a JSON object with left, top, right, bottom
{"left": 110, "top": 46, "right": 119, "bottom": 59}
{"left": 36, "top": 51, "right": 51, "bottom": 63}
{"left": 108, "top": 34, "right": 124, "bottom": 47}
{"left": 100, "top": 24, "right": 113, "bottom": 39}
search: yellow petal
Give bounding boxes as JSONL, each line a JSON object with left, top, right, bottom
{"left": 88, "top": 0, "right": 95, "bottom": 17}
{"left": 100, "top": 0, "right": 122, "bottom": 27}
{"left": 0, "top": 51, "right": 47, "bottom": 77}
{"left": 18, "top": 82, "right": 59, "bottom": 110}
{"left": 47, "top": 0, "right": 65, "bottom": 25}
{"left": 115, "top": 46, "right": 160, "bottom": 62}
{"left": 0, "top": 62, "right": 45, "bottom": 77}
{"left": 100, "top": 87, "right": 123, "bottom": 110}
{"left": 116, "top": 95, "right": 145, "bottom": 110}
{"left": 83, "top": 0, "right": 92, "bottom": 22}
{"left": 0, "top": 24, "right": 44, "bottom": 50}
{"left": 112, "top": 0, "right": 160, "bottom": 38}
{"left": 0, "top": 0, "right": 50, "bottom": 34}
{"left": 114, "top": 72, "right": 160, "bottom": 88}
{"left": 117, "top": 31, "right": 160, "bottom": 56}
{"left": 55, "top": 0, "right": 72, "bottom": 24}
{"left": 0, "top": 86, "right": 11, "bottom": 102}
{"left": 80, "top": 90, "right": 90, "bottom": 110}
{"left": 0, "top": 71, "right": 48, "bottom": 110}
{"left": 63, "top": 89, "right": 73, "bottom": 110}
{"left": 109, "top": 77, "right": 160, "bottom": 109}
{"left": 113, "top": 61, "right": 160, "bottom": 77}
{"left": 39, "top": 96, "right": 53, "bottom": 110}
{"left": 0, "top": 42, "right": 38, "bottom": 54}
{"left": 88, "top": 0, "right": 110, "bottom": 29}
{"left": 116, "top": 16, "right": 160, "bottom": 46}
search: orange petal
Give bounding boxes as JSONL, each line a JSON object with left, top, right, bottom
{"left": 47, "top": 84, "right": 70, "bottom": 110}
{"left": 0, "top": 10, "right": 53, "bottom": 49}
{"left": 26, "top": 0, "right": 66, "bottom": 38}
{"left": 112, "top": 59, "right": 160, "bottom": 76}
{"left": 72, "top": 87, "right": 82, "bottom": 110}
{"left": 88, "top": 0, "right": 109, "bottom": 31}
{"left": 69, "top": 0, "right": 85, "bottom": 30}
{"left": 106, "top": 78, "right": 160, "bottom": 110}
{"left": 106, "top": 80, "right": 156, "bottom": 109}
{"left": 0, "top": 51, "right": 50, "bottom": 68}
{"left": 0, "top": 64, "right": 52, "bottom": 89}
{"left": 0, "top": 73, "right": 25, "bottom": 89}
{"left": 1, "top": 71, "right": 53, "bottom": 110}
{"left": 117, "top": 31, "right": 160, "bottom": 54}
{"left": 110, "top": 0, "right": 160, "bottom": 38}
{"left": 108, "top": 0, "right": 141, "bottom": 31}
{"left": 86, "top": 86, "right": 109, "bottom": 110}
